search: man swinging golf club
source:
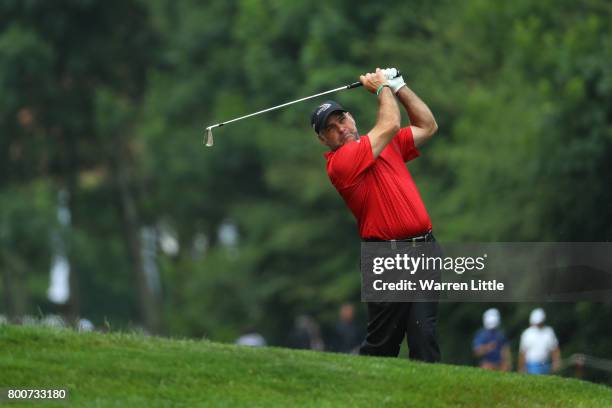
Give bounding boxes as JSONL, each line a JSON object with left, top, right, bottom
{"left": 311, "top": 68, "right": 440, "bottom": 361}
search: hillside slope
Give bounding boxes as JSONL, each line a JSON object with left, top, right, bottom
{"left": 0, "top": 326, "right": 610, "bottom": 407}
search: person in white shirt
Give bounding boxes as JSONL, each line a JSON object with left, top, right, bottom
{"left": 518, "top": 308, "right": 561, "bottom": 374}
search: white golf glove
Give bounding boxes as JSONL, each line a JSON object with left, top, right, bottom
{"left": 382, "top": 67, "right": 406, "bottom": 94}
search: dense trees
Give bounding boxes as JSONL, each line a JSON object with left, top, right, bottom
{"left": 1, "top": 0, "right": 611, "bottom": 382}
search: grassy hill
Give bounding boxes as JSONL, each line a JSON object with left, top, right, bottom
{"left": 0, "top": 325, "right": 610, "bottom": 407}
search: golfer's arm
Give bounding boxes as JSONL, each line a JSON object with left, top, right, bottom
{"left": 368, "top": 87, "right": 401, "bottom": 158}
{"left": 396, "top": 86, "right": 438, "bottom": 148}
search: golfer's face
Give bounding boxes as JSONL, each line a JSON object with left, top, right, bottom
{"left": 321, "top": 112, "right": 358, "bottom": 149}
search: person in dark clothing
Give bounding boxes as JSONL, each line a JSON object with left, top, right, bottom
{"left": 333, "top": 303, "right": 361, "bottom": 353}
{"left": 473, "top": 308, "right": 512, "bottom": 371}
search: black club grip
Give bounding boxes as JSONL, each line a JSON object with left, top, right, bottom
{"left": 347, "top": 69, "right": 402, "bottom": 89}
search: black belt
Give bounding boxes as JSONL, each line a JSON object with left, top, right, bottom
{"left": 363, "top": 230, "right": 434, "bottom": 243}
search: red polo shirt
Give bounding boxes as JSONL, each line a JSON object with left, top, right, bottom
{"left": 325, "top": 127, "right": 432, "bottom": 240}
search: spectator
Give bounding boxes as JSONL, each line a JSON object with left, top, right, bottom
{"left": 473, "top": 308, "right": 511, "bottom": 371}
{"left": 288, "top": 315, "right": 324, "bottom": 351}
{"left": 333, "top": 303, "right": 361, "bottom": 353}
{"left": 519, "top": 308, "right": 561, "bottom": 374}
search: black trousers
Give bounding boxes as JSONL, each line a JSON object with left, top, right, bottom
{"left": 359, "top": 236, "right": 441, "bottom": 362}
{"left": 359, "top": 301, "right": 440, "bottom": 362}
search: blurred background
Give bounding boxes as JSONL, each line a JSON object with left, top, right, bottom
{"left": 1, "top": 0, "right": 611, "bottom": 384}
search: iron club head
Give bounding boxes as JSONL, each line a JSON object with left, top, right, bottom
{"left": 205, "top": 127, "right": 214, "bottom": 147}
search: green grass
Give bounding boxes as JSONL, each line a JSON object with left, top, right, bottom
{"left": 0, "top": 325, "right": 610, "bottom": 407}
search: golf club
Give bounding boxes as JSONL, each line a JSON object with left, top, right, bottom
{"left": 203, "top": 70, "right": 401, "bottom": 147}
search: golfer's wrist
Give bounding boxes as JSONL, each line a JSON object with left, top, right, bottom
{"left": 393, "top": 83, "right": 407, "bottom": 94}
{"left": 376, "top": 84, "right": 391, "bottom": 96}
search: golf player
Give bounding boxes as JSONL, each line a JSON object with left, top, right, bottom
{"left": 311, "top": 68, "right": 440, "bottom": 361}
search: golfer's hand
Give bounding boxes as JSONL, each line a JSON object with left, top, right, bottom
{"left": 360, "top": 68, "right": 389, "bottom": 94}
{"left": 383, "top": 67, "right": 406, "bottom": 94}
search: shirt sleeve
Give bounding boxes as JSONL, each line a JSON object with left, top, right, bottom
{"left": 392, "top": 126, "right": 420, "bottom": 162}
{"left": 327, "top": 136, "right": 375, "bottom": 188}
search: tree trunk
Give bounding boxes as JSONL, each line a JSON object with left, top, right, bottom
{"left": 0, "top": 251, "right": 28, "bottom": 323}
{"left": 62, "top": 142, "right": 81, "bottom": 326}
{"left": 110, "top": 138, "right": 161, "bottom": 334}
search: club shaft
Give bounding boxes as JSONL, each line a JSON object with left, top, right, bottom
{"left": 208, "top": 82, "right": 362, "bottom": 129}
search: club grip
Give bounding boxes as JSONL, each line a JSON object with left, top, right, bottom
{"left": 347, "top": 69, "right": 402, "bottom": 89}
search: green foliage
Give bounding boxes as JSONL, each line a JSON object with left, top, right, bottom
{"left": 1, "top": 0, "right": 611, "bottom": 383}
{"left": 0, "top": 181, "right": 55, "bottom": 309}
